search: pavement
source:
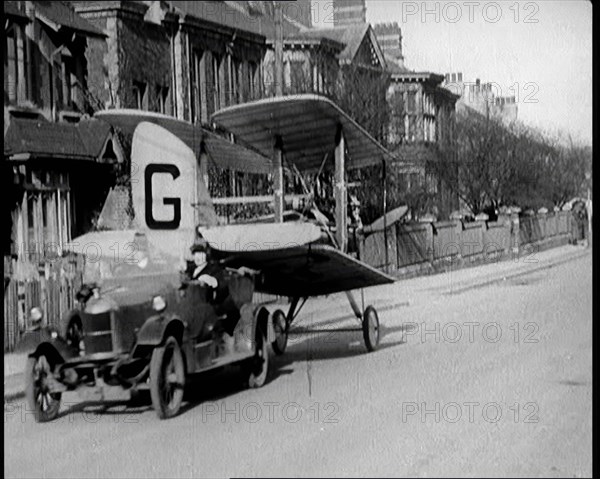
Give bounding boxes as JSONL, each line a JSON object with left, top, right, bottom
{"left": 4, "top": 242, "right": 592, "bottom": 478}
{"left": 3, "top": 242, "right": 590, "bottom": 404}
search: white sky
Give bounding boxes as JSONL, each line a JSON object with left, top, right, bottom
{"left": 311, "top": 0, "right": 592, "bottom": 146}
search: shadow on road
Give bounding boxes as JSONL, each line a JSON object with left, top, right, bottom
{"left": 55, "top": 323, "right": 410, "bottom": 420}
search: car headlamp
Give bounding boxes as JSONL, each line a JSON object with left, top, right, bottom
{"left": 152, "top": 295, "right": 167, "bottom": 313}
{"left": 30, "top": 307, "right": 44, "bottom": 323}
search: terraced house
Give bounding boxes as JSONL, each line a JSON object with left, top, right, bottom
{"left": 3, "top": 1, "right": 125, "bottom": 261}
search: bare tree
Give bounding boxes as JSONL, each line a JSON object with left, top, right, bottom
{"left": 429, "top": 107, "right": 591, "bottom": 215}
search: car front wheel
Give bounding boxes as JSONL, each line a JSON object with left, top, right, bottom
{"left": 149, "top": 336, "right": 185, "bottom": 419}
{"left": 25, "top": 354, "right": 62, "bottom": 422}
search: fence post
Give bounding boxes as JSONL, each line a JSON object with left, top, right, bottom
{"left": 510, "top": 211, "right": 520, "bottom": 259}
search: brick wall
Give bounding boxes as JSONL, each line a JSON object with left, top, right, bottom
{"left": 79, "top": 7, "right": 172, "bottom": 112}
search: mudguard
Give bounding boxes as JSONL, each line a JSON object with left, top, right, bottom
{"left": 13, "top": 327, "right": 79, "bottom": 361}
{"left": 135, "top": 315, "right": 184, "bottom": 346}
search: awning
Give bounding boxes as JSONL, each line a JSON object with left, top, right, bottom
{"left": 212, "top": 94, "right": 404, "bottom": 171}
{"left": 4, "top": 117, "right": 114, "bottom": 161}
{"left": 203, "top": 131, "right": 274, "bottom": 174}
{"left": 94, "top": 109, "right": 273, "bottom": 174}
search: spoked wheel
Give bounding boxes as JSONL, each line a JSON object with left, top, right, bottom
{"left": 245, "top": 328, "right": 270, "bottom": 388}
{"left": 149, "top": 336, "right": 185, "bottom": 419}
{"left": 25, "top": 354, "right": 62, "bottom": 423}
{"left": 271, "top": 309, "right": 289, "bottom": 356}
{"left": 362, "top": 305, "right": 380, "bottom": 352}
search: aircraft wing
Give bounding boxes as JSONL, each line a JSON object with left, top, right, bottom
{"left": 211, "top": 243, "right": 395, "bottom": 297}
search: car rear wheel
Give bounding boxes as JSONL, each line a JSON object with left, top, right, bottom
{"left": 245, "top": 328, "right": 269, "bottom": 388}
{"left": 362, "top": 305, "right": 380, "bottom": 352}
{"left": 271, "top": 309, "right": 289, "bottom": 355}
{"left": 25, "top": 354, "right": 62, "bottom": 423}
{"left": 149, "top": 336, "right": 185, "bottom": 419}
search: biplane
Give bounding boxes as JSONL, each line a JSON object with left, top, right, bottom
{"left": 18, "top": 96, "right": 397, "bottom": 421}
{"left": 96, "top": 96, "right": 398, "bottom": 354}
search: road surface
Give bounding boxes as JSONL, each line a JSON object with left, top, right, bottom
{"left": 4, "top": 247, "right": 592, "bottom": 478}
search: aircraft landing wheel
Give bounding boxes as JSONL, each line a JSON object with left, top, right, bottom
{"left": 362, "top": 305, "right": 380, "bottom": 352}
{"left": 271, "top": 309, "right": 289, "bottom": 355}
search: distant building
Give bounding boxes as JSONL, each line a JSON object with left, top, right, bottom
{"left": 373, "top": 22, "right": 405, "bottom": 71}
{"left": 332, "top": 0, "right": 366, "bottom": 26}
{"left": 444, "top": 73, "right": 518, "bottom": 123}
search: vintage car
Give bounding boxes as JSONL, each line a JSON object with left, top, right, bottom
{"left": 18, "top": 231, "right": 274, "bottom": 422}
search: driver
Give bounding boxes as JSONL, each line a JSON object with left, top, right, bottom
{"left": 186, "top": 239, "right": 246, "bottom": 354}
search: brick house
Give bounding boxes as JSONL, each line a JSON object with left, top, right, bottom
{"left": 3, "top": 1, "right": 125, "bottom": 260}
{"left": 373, "top": 22, "right": 460, "bottom": 220}
{"left": 71, "top": 0, "right": 268, "bottom": 124}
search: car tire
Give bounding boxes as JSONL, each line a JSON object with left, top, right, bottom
{"left": 245, "top": 328, "right": 269, "bottom": 388}
{"left": 149, "top": 336, "right": 185, "bottom": 419}
{"left": 271, "top": 309, "right": 288, "bottom": 356}
{"left": 25, "top": 354, "right": 62, "bottom": 423}
{"left": 362, "top": 305, "right": 380, "bottom": 352}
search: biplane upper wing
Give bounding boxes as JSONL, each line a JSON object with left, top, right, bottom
{"left": 205, "top": 240, "right": 395, "bottom": 297}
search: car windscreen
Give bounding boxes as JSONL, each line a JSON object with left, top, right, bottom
{"left": 82, "top": 240, "right": 181, "bottom": 284}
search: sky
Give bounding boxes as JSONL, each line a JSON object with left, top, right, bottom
{"left": 311, "top": 0, "right": 593, "bottom": 146}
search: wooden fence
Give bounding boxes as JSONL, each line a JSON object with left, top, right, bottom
{"left": 4, "top": 254, "right": 83, "bottom": 352}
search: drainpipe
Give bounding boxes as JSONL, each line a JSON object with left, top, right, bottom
{"left": 170, "top": 24, "right": 178, "bottom": 118}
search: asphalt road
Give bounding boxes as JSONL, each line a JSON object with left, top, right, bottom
{"left": 4, "top": 248, "right": 592, "bottom": 478}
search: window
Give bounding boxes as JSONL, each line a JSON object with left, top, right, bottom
{"left": 23, "top": 171, "right": 71, "bottom": 260}
{"left": 132, "top": 81, "right": 147, "bottom": 110}
{"left": 5, "top": 28, "right": 17, "bottom": 101}
{"left": 61, "top": 55, "right": 75, "bottom": 109}
{"left": 248, "top": 61, "right": 258, "bottom": 100}
{"left": 4, "top": 23, "right": 26, "bottom": 103}
{"left": 212, "top": 54, "right": 221, "bottom": 111}
{"left": 312, "top": 62, "right": 324, "bottom": 94}
{"left": 290, "top": 60, "right": 306, "bottom": 94}
{"left": 407, "top": 91, "right": 416, "bottom": 112}
{"left": 230, "top": 57, "right": 240, "bottom": 104}
{"left": 155, "top": 85, "right": 169, "bottom": 114}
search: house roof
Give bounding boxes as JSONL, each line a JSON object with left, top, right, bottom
{"left": 298, "top": 23, "right": 386, "bottom": 67}
{"left": 34, "top": 1, "right": 106, "bottom": 37}
{"left": 94, "top": 109, "right": 274, "bottom": 174}
{"left": 384, "top": 53, "right": 411, "bottom": 74}
{"left": 4, "top": 1, "right": 30, "bottom": 21}
{"left": 4, "top": 117, "right": 115, "bottom": 161}
{"left": 168, "top": 0, "right": 294, "bottom": 40}
{"left": 390, "top": 71, "right": 446, "bottom": 85}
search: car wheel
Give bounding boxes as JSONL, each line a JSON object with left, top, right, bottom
{"left": 246, "top": 328, "right": 269, "bottom": 388}
{"left": 271, "top": 309, "right": 288, "bottom": 356}
{"left": 149, "top": 336, "right": 185, "bottom": 419}
{"left": 362, "top": 305, "right": 380, "bottom": 352}
{"left": 25, "top": 354, "right": 62, "bottom": 423}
